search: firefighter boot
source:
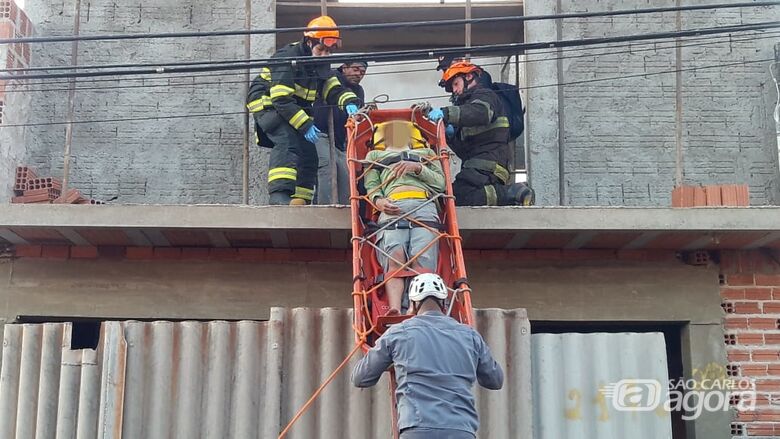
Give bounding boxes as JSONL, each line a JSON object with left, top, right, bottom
{"left": 507, "top": 183, "right": 535, "bottom": 206}
{"left": 269, "top": 191, "right": 293, "bottom": 205}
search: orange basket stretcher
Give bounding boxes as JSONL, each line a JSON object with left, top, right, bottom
{"left": 346, "top": 106, "right": 474, "bottom": 437}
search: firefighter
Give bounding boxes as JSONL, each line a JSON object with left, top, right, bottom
{"left": 427, "top": 61, "right": 534, "bottom": 206}
{"left": 246, "top": 16, "right": 361, "bottom": 205}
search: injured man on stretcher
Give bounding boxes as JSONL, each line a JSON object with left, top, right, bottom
{"left": 363, "top": 120, "right": 446, "bottom": 315}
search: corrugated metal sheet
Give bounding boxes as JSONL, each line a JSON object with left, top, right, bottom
{"left": 532, "top": 332, "right": 673, "bottom": 439}
{"left": 0, "top": 308, "right": 531, "bottom": 439}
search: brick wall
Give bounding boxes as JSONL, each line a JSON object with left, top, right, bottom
{"left": 0, "top": 0, "right": 32, "bottom": 202}
{"left": 15, "top": 0, "right": 275, "bottom": 204}
{"left": 0, "top": 0, "right": 32, "bottom": 124}
{"left": 525, "top": 0, "right": 780, "bottom": 206}
{"left": 721, "top": 250, "right": 780, "bottom": 437}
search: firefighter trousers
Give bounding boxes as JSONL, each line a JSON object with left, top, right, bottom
{"left": 453, "top": 167, "right": 512, "bottom": 206}
{"left": 257, "top": 110, "right": 318, "bottom": 204}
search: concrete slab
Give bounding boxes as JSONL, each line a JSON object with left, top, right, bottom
{"left": 1, "top": 205, "right": 779, "bottom": 250}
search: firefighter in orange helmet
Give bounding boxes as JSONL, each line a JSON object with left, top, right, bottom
{"left": 247, "top": 16, "right": 361, "bottom": 205}
{"left": 427, "top": 61, "right": 534, "bottom": 206}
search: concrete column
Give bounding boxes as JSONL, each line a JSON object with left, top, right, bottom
{"left": 523, "top": 0, "right": 562, "bottom": 205}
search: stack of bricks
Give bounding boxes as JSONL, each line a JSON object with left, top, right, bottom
{"left": 0, "top": 0, "right": 32, "bottom": 124}
{"left": 12, "top": 166, "right": 104, "bottom": 204}
{"left": 720, "top": 250, "right": 780, "bottom": 437}
{"left": 672, "top": 184, "right": 750, "bottom": 207}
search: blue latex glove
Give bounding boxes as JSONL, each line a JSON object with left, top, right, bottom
{"left": 304, "top": 124, "right": 322, "bottom": 144}
{"left": 427, "top": 108, "right": 444, "bottom": 122}
{"left": 445, "top": 124, "right": 455, "bottom": 138}
{"left": 345, "top": 104, "right": 359, "bottom": 115}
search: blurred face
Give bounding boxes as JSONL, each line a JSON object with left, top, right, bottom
{"left": 311, "top": 43, "right": 332, "bottom": 57}
{"left": 341, "top": 63, "right": 367, "bottom": 85}
{"left": 451, "top": 73, "right": 475, "bottom": 96}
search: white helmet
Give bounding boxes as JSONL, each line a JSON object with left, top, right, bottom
{"left": 409, "top": 273, "right": 448, "bottom": 302}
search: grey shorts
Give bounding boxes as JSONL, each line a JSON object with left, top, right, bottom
{"left": 376, "top": 199, "right": 439, "bottom": 273}
{"left": 400, "top": 428, "right": 476, "bottom": 439}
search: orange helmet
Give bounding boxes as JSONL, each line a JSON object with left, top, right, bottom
{"left": 304, "top": 16, "right": 341, "bottom": 48}
{"left": 440, "top": 61, "right": 481, "bottom": 91}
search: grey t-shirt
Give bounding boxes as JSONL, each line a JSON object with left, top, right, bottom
{"left": 351, "top": 311, "right": 504, "bottom": 434}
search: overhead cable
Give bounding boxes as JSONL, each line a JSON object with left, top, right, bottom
{"left": 0, "top": 58, "right": 769, "bottom": 128}
{"left": 0, "top": 1, "right": 777, "bottom": 45}
{"left": 1, "top": 21, "right": 777, "bottom": 81}
{"left": 4, "top": 32, "right": 778, "bottom": 94}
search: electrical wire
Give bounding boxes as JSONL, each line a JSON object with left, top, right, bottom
{"left": 0, "top": 57, "right": 770, "bottom": 128}
{"left": 0, "top": 1, "right": 777, "bottom": 45}
{"left": 5, "top": 27, "right": 774, "bottom": 87}
{"left": 3, "top": 31, "right": 778, "bottom": 94}
{"left": 4, "top": 26, "right": 776, "bottom": 77}
{"left": 1, "top": 21, "right": 777, "bottom": 81}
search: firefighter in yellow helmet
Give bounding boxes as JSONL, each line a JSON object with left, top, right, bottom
{"left": 247, "top": 16, "right": 362, "bottom": 205}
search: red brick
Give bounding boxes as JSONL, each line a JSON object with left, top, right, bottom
{"left": 40, "top": 245, "right": 69, "bottom": 259}
{"left": 693, "top": 186, "right": 707, "bottom": 206}
{"left": 616, "top": 250, "right": 647, "bottom": 261}
{"left": 741, "top": 365, "right": 768, "bottom": 376}
{"left": 209, "top": 248, "right": 239, "bottom": 261}
{"left": 738, "top": 411, "right": 780, "bottom": 422}
{"left": 316, "top": 249, "right": 348, "bottom": 262}
{"left": 237, "top": 248, "right": 266, "bottom": 261}
{"left": 768, "top": 365, "right": 780, "bottom": 376}
{"left": 756, "top": 275, "right": 780, "bottom": 286}
{"left": 728, "top": 274, "right": 756, "bottom": 286}
{"left": 725, "top": 317, "right": 749, "bottom": 330}
{"left": 501, "top": 250, "right": 534, "bottom": 261}
{"left": 180, "top": 248, "right": 210, "bottom": 260}
{"left": 764, "top": 303, "right": 780, "bottom": 314}
{"left": 97, "top": 246, "right": 126, "bottom": 259}
{"left": 745, "top": 288, "right": 774, "bottom": 300}
{"left": 774, "top": 288, "right": 780, "bottom": 300}
{"left": 756, "top": 380, "right": 780, "bottom": 392}
{"left": 722, "top": 288, "right": 746, "bottom": 300}
{"left": 681, "top": 186, "right": 695, "bottom": 207}
{"left": 671, "top": 186, "right": 683, "bottom": 207}
{"left": 463, "top": 250, "right": 481, "bottom": 260}
{"left": 738, "top": 334, "right": 765, "bottom": 345}
{"left": 264, "top": 249, "right": 291, "bottom": 262}
{"left": 126, "top": 247, "right": 154, "bottom": 260}
{"left": 735, "top": 184, "right": 751, "bottom": 207}
{"left": 534, "top": 249, "right": 562, "bottom": 260}
{"left": 291, "top": 249, "right": 322, "bottom": 262}
{"left": 735, "top": 302, "right": 762, "bottom": 314}
{"left": 747, "top": 423, "right": 780, "bottom": 435}
{"left": 69, "top": 246, "right": 98, "bottom": 259}
{"left": 766, "top": 334, "right": 780, "bottom": 345}
{"left": 14, "top": 245, "right": 42, "bottom": 257}
{"left": 722, "top": 185, "right": 739, "bottom": 206}
{"left": 478, "top": 250, "right": 509, "bottom": 261}
{"left": 749, "top": 318, "right": 780, "bottom": 330}
{"left": 562, "top": 249, "right": 615, "bottom": 260}
{"left": 705, "top": 185, "right": 723, "bottom": 206}
{"left": 728, "top": 350, "right": 751, "bottom": 362}
{"left": 153, "top": 247, "right": 181, "bottom": 259}
{"left": 752, "top": 350, "right": 780, "bottom": 362}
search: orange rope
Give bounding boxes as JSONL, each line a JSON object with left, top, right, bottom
{"left": 277, "top": 339, "right": 366, "bottom": 439}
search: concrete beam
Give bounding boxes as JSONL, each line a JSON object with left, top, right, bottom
{"left": 2, "top": 205, "right": 780, "bottom": 232}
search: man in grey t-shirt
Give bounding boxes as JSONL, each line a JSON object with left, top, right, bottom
{"left": 351, "top": 273, "right": 504, "bottom": 438}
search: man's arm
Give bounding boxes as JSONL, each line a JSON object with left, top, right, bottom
{"left": 269, "top": 62, "right": 313, "bottom": 134}
{"left": 415, "top": 151, "right": 446, "bottom": 193}
{"left": 363, "top": 151, "right": 384, "bottom": 202}
{"left": 474, "top": 332, "right": 504, "bottom": 390}
{"left": 351, "top": 330, "right": 395, "bottom": 387}
{"left": 322, "top": 73, "right": 360, "bottom": 111}
{"left": 443, "top": 99, "right": 494, "bottom": 128}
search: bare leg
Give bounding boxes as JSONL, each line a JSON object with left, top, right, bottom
{"left": 385, "top": 249, "right": 406, "bottom": 314}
